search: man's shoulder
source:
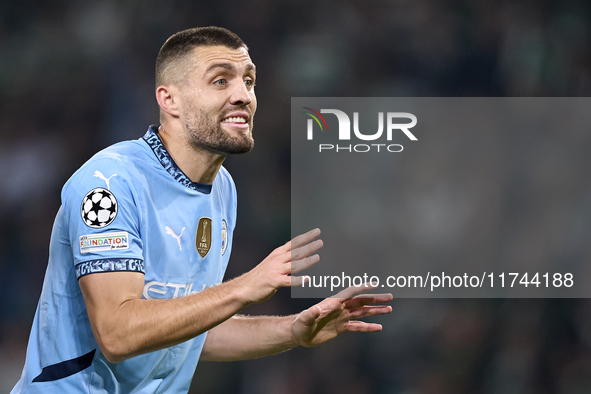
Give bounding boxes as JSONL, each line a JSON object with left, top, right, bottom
{"left": 73, "top": 139, "right": 149, "bottom": 179}
{"left": 60, "top": 138, "right": 152, "bottom": 200}
{"left": 90, "top": 139, "right": 149, "bottom": 168}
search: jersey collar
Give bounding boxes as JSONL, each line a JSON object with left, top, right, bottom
{"left": 143, "top": 125, "right": 213, "bottom": 194}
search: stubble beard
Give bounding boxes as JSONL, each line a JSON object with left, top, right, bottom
{"left": 184, "top": 104, "right": 254, "bottom": 155}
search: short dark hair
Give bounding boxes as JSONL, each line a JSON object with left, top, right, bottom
{"left": 155, "top": 26, "right": 247, "bottom": 87}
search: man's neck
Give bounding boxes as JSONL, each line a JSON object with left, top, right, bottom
{"left": 158, "top": 124, "right": 226, "bottom": 185}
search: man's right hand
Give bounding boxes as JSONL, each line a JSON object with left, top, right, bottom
{"left": 235, "top": 228, "right": 323, "bottom": 304}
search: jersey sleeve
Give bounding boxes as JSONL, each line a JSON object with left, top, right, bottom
{"left": 61, "top": 156, "right": 144, "bottom": 279}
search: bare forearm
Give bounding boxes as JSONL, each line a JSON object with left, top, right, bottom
{"left": 201, "top": 314, "right": 299, "bottom": 361}
{"left": 84, "top": 275, "right": 250, "bottom": 363}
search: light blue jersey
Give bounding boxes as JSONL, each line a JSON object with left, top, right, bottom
{"left": 13, "top": 125, "right": 237, "bottom": 393}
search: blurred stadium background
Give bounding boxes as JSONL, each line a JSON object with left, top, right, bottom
{"left": 2, "top": 0, "right": 591, "bottom": 393}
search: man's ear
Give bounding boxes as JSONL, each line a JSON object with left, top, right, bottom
{"left": 156, "top": 85, "right": 181, "bottom": 118}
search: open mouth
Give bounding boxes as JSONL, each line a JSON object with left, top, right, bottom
{"left": 221, "top": 116, "right": 247, "bottom": 124}
{"left": 221, "top": 112, "right": 250, "bottom": 130}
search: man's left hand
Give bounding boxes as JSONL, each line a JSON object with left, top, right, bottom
{"left": 291, "top": 284, "right": 393, "bottom": 347}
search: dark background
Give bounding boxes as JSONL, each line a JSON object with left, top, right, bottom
{"left": 1, "top": 1, "right": 591, "bottom": 393}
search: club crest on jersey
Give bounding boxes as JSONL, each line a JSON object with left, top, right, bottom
{"left": 221, "top": 219, "right": 228, "bottom": 255}
{"left": 196, "top": 217, "right": 212, "bottom": 258}
{"left": 81, "top": 188, "right": 118, "bottom": 228}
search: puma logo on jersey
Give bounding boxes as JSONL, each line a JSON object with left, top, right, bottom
{"left": 165, "top": 226, "right": 186, "bottom": 251}
{"left": 94, "top": 171, "right": 117, "bottom": 190}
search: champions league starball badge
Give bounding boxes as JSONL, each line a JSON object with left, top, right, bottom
{"left": 81, "top": 188, "right": 118, "bottom": 228}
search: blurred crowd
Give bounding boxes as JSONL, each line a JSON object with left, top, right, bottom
{"left": 1, "top": 0, "right": 591, "bottom": 393}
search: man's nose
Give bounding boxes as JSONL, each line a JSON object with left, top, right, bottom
{"left": 229, "top": 81, "right": 252, "bottom": 106}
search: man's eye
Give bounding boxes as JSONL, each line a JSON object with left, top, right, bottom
{"left": 214, "top": 79, "right": 226, "bottom": 86}
{"left": 245, "top": 79, "right": 256, "bottom": 88}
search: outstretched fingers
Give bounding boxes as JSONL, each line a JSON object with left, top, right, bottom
{"left": 286, "top": 228, "right": 321, "bottom": 252}
{"left": 291, "top": 228, "right": 321, "bottom": 248}
{"left": 290, "top": 254, "right": 320, "bottom": 274}
{"left": 279, "top": 254, "right": 321, "bottom": 288}
{"left": 344, "top": 294, "right": 393, "bottom": 310}
{"left": 348, "top": 305, "right": 392, "bottom": 319}
{"left": 288, "top": 275, "right": 309, "bottom": 288}
{"left": 347, "top": 321, "right": 383, "bottom": 332}
{"left": 291, "top": 239, "right": 323, "bottom": 262}
{"left": 332, "top": 282, "right": 382, "bottom": 302}
{"left": 281, "top": 229, "right": 323, "bottom": 280}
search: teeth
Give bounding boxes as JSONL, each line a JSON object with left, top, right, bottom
{"left": 222, "top": 117, "right": 247, "bottom": 123}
